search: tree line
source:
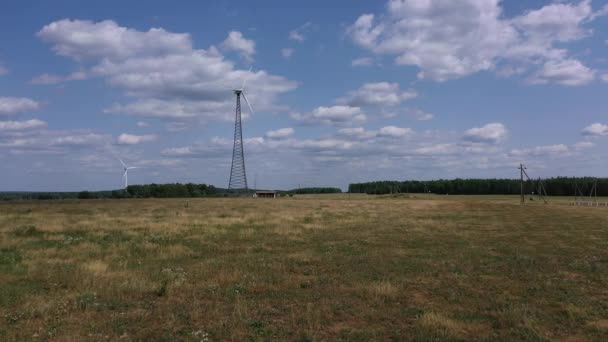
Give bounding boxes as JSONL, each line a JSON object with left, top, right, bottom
{"left": 286, "top": 187, "right": 342, "bottom": 194}
{"left": 348, "top": 177, "right": 608, "bottom": 196}
{"left": 0, "top": 184, "right": 343, "bottom": 201}
{"left": 0, "top": 183, "right": 218, "bottom": 201}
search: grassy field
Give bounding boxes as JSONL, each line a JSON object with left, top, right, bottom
{"left": 1, "top": 195, "right": 607, "bottom": 341}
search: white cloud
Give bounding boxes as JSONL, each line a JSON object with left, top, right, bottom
{"left": 289, "top": 22, "right": 313, "bottom": 42}
{"left": 337, "top": 127, "right": 376, "bottom": 139}
{"left": 52, "top": 133, "right": 109, "bottom": 146}
{"left": 352, "top": 57, "right": 374, "bottom": 67}
{"left": 38, "top": 19, "right": 296, "bottom": 125}
{"left": 0, "top": 97, "right": 41, "bottom": 116}
{"left": 415, "top": 143, "right": 459, "bottom": 156}
{"left": 0, "top": 64, "right": 7, "bottom": 75}
{"left": 291, "top": 105, "right": 366, "bottom": 125}
{"left": 136, "top": 121, "right": 149, "bottom": 127}
{"left": 346, "top": 14, "right": 384, "bottom": 50}
{"left": 116, "top": 133, "right": 158, "bottom": 145}
{"left": 339, "top": 82, "right": 417, "bottom": 107}
{"left": 281, "top": 48, "right": 294, "bottom": 59}
{"left": 463, "top": 123, "right": 507, "bottom": 144}
{"left": 573, "top": 141, "right": 595, "bottom": 149}
{"left": 220, "top": 31, "right": 255, "bottom": 62}
{"left": 582, "top": 123, "right": 608, "bottom": 136}
{"left": 346, "top": 0, "right": 604, "bottom": 84}
{"left": 337, "top": 126, "right": 412, "bottom": 139}
{"left": 38, "top": 19, "right": 192, "bottom": 61}
{"left": 266, "top": 127, "right": 294, "bottom": 139}
{"left": 601, "top": 74, "right": 608, "bottom": 82}
{"left": 529, "top": 58, "right": 595, "bottom": 86}
{"left": 30, "top": 71, "right": 87, "bottom": 85}
{"left": 105, "top": 99, "right": 232, "bottom": 121}
{"left": 512, "top": 0, "right": 594, "bottom": 43}
{"left": 377, "top": 125, "right": 412, "bottom": 138}
{"left": 0, "top": 119, "right": 47, "bottom": 132}
{"left": 509, "top": 144, "right": 570, "bottom": 158}
{"left": 406, "top": 108, "right": 434, "bottom": 121}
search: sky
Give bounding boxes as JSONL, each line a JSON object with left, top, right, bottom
{"left": 1, "top": 0, "right": 608, "bottom": 191}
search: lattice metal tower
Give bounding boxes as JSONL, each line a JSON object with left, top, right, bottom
{"left": 228, "top": 90, "right": 248, "bottom": 190}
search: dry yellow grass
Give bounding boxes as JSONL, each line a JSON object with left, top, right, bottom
{"left": 1, "top": 195, "right": 607, "bottom": 340}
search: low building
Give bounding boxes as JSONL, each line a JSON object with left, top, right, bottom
{"left": 254, "top": 190, "right": 279, "bottom": 198}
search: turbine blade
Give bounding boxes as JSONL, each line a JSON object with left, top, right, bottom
{"left": 119, "top": 158, "right": 126, "bottom": 168}
{"left": 241, "top": 66, "right": 252, "bottom": 90}
{"left": 242, "top": 93, "right": 254, "bottom": 115}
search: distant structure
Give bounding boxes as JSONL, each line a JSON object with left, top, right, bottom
{"left": 228, "top": 74, "right": 255, "bottom": 191}
{"left": 254, "top": 190, "right": 278, "bottom": 198}
{"left": 518, "top": 163, "right": 547, "bottom": 205}
{"left": 119, "top": 159, "right": 140, "bottom": 189}
{"left": 572, "top": 179, "right": 606, "bottom": 206}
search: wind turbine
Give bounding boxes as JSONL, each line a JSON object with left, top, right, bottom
{"left": 233, "top": 67, "right": 255, "bottom": 116}
{"left": 228, "top": 68, "right": 255, "bottom": 191}
{"left": 119, "top": 159, "right": 140, "bottom": 189}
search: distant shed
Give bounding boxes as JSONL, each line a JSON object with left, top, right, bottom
{"left": 254, "top": 190, "right": 279, "bottom": 198}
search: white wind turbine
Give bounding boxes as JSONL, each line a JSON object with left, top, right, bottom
{"left": 119, "top": 159, "right": 140, "bottom": 189}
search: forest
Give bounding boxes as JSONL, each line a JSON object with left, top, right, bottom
{"left": 348, "top": 177, "right": 608, "bottom": 196}
{"left": 0, "top": 184, "right": 341, "bottom": 200}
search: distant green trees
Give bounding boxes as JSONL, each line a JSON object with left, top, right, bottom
{"left": 348, "top": 177, "right": 608, "bottom": 196}
{"left": 126, "top": 183, "right": 217, "bottom": 198}
{"left": 0, "top": 183, "right": 218, "bottom": 200}
{"left": 286, "top": 187, "right": 342, "bottom": 194}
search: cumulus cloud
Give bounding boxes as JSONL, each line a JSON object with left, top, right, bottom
{"left": 337, "top": 127, "right": 376, "bottom": 139}
{"left": 0, "top": 97, "right": 41, "bottom": 116}
{"left": 38, "top": 19, "right": 296, "bottom": 125}
{"left": 338, "top": 82, "right": 417, "bottom": 107}
{"left": 220, "top": 31, "right": 255, "bottom": 62}
{"left": 406, "top": 108, "right": 434, "bottom": 121}
{"left": 377, "top": 125, "right": 413, "bottom": 138}
{"left": 291, "top": 105, "right": 366, "bottom": 125}
{"left": 337, "top": 126, "right": 412, "bottom": 139}
{"left": 289, "top": 22, "right": 313, "bottom": 42}
{"left": 1, "top": 131, "right": 110, "bottom": 152}
{"left": 105, "top": 99, "right": 232, "bottom": 121}
{"left": 463, "top": 123, "right": 508, "bottom": 144}
{"left": 351, "top": 57, "right": 374, "bottom": 67}
{"left": 0, "top": 119, "right": 47, "bottom": 132}
{"left": 415, "top": 143, "right": 460, "bottom": 156}
{"left": 281, "top": 48, "right": 294, "bottom": 59}
{"left": 509, "top": 144, "right": 571, "bottom": 158}
{"left": 582, "top": 123, "right": 608, "bottom": 136}
{"left": 116, "top": 133, "right": 158, "bottom": 145}
{"left": 346, "top": 0, "right": 604, "bottom": 84}
{"left": 573, "top": 141, "right": 595, "bottom": 149}
{"left": 38, "top": 19, "right": 192, "bottom": 61}
{"left": 529, "top": 58, "right": 595, "bottom": 86}
{"left": 266, "top": 127, "right": 294, "bottom": 139}
{"left": 30, "top": 71, "right": 87, "bottom": 85}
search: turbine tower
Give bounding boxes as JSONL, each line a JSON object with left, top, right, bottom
{"left": 228, "top": 73, "right": 254, "bottom": 191}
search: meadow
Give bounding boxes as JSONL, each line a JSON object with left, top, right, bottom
{"left": 1, "top": 195, "right": 607, "bottom": 341}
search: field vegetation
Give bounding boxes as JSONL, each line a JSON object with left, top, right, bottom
{"left": 1, "top": 195, "right": 607, "bottom": 340}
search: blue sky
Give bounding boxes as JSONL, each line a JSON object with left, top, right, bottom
{"left": 1, "top": 0, "right": 608, "bottom": 191}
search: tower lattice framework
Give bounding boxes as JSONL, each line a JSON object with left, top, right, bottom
{"left": 228, "top": 90, "right": 248, "bottom": 190}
